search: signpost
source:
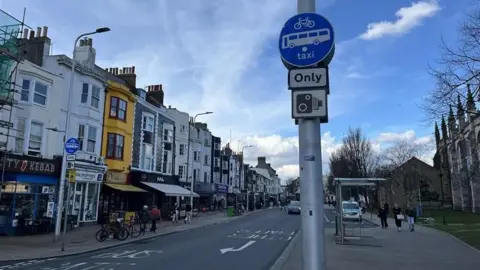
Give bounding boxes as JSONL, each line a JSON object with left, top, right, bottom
{"left": 61, "top": 138, "right": 79, "bottom": 251}
{"left": 278, "top": 0, "right": 334, "bottom": 269}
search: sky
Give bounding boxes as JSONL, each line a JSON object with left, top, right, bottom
{"left": 1, "top": 0, "right": 474, "bottom": 182}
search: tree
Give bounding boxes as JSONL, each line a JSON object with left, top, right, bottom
{"left": 328, "top": 127, "right": 377, "bottom": 201}
{"left": 285, "top": 177, "right": 297, "bottom": 195}
{"left": 423, "top": 4, "right": 480, "bottom": 121}
{"left": 382, "top": 140, "right": 430, "bottom": 206}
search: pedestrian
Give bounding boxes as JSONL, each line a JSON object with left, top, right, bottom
{"left": 172, "top": 202, "right": 179, "bottom": 223}
{"left": 405, "top": 204, "right": 415, "bottom": 232}
{"left": 139, "top": 205, "right": 150, "bottom": 235}
{"left": 185, "top": 203, "right": 192, "bottom": 224}
{"left": 392, "top": 203, "right": 403, "bottom": 232}
{"left": 378, "top": 206, "right": 388, "bottom": 229}
{"left": 150, "top": 205, "right": 160, "bottom": 233}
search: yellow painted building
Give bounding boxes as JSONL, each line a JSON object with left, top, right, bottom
{"left": 102, "top": 80, "right": 136, "bottom": 172}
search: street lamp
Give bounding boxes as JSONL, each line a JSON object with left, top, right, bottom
{"left": 240, "top": 144, "right": 254, "bottom": 211}
{"left": 54, "top": 28, "right": 110, "bottom": 247}
{"left": 186, "top": 112, "right": 213, "bottom": 217}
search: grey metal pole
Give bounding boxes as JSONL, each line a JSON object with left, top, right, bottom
{"left": 61, "top": 181, "right": 71, "bottom": 251}
{"left": 298, "top": 118, "right": 325, "bottom": 270}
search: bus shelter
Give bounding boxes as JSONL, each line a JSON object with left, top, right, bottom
{"left": 334, "top": 178, "right": 386, "bottom": 245}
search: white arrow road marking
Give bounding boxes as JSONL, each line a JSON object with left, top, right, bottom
{"left": 220, "top": 240, "right": 256, "bottom": 254}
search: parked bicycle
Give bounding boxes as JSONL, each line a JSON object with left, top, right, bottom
{"left": 95, "top": 214, "right": 129, "bottom": 242}
{"left": 122, "top": 213, "right": 143, "bottom": 238}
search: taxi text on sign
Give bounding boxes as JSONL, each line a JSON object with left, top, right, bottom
{"left": 279, "top": 13, "right": 335, "bottom": 68}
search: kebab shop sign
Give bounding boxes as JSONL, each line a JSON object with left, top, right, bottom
{"left": 0, "top": 154, "right": 60, "bottom": 176}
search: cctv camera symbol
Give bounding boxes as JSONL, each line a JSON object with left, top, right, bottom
{"left": 297, "top": 93, "right": 322, "bottom": 114}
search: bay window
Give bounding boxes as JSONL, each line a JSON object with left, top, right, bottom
{"left": 87, "top": 126, "right": 97, "bottom": 152}
{"left": 107, "top": 133, "right": 124, "bottom": 160}
{"left": 78, "top": 124, "right": 97, "bottom": 153}
{"left": 91, "top": 85, "right": 100, "bottom": 109}
{"left": 110, "top": 97, "right": 127, "bottom": 121}
{"left": 141, "top": 143, "right": 153, "bottom": 170}
{"left": 142, "top": 114, "right": 154, "bottom": 132}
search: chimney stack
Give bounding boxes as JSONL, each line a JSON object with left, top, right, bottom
{"left": 36, "top": 27, "right": 41, "bottom": 38}
{"left": 22, "top": 29, "right": 28, "bottom": 39}
{"left": 79, "top": 39, "right": 84, "bottom": 46}
{"left": 42, "top": 26, "right": 48, "bottom": 37}
{"left": 29, "top": 30, "right": 34, "bottom": 40}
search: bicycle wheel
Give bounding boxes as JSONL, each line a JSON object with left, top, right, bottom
{"left": 95, "top": 228, "right": 109, "bottom": 242}
{"left": 116, "top": 227, "right": 130, "bottom": 241}
{"left": 129, "top": 222, "right": 142, "bottom": 238}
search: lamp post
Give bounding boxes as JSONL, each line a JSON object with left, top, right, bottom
{"left": 186, "top": 112, "right": 213, "bottom": 217}
{"left": 240, "top": 145, "right": 254, "bottom": 211}
{"left": 54, "top": 28, "right": 110, "bottom": 245}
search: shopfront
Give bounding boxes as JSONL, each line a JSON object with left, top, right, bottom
{"left": 66, "top": 162, "right": 106, "bottom": 226}
{"left": 194, "top": 182, "right": 215, "bottom": 210}
{"left": 130, "top": 170, "right": 198, "bottom": 218}
{"left": 214, "top": 183, "right": 228, "bottom": 209}
{"left": 0, "top": 154, "right": 61, "bottom": 236}
{"left": 98, "top": 170, "right": 148, "bottom": 224}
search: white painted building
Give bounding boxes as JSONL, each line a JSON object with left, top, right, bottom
{"left": 188, "top": 124, "right": 202, "bottom": 184}
{"left": 43, "top": 37, "right": 107, "bottom": 225}
{"left": 231, "top": 155, "right": 241, "bottom": 194}
{"left": 199, "top": 125, "right": 212, "bottom": 184}
{"left": 0, "top": 59, "right": 63, "bottom": 158}
{"left": 166, "top": 108, "right": 190, "bottom": 183}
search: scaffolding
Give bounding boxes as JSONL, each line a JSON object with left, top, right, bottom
{"left": 0, "top": 8, "right": 29, "bottom": 204}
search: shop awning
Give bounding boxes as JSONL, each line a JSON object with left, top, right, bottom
{"left": 105, "top": 183, "right": 147, "bottom": 192}
{"left": 141, "top": 182, "right": 199, "bottom": 197}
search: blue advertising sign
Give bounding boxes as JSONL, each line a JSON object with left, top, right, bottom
{"left": 279, "top": 12, "right": 335, "bottom": 68}
{"left": 215, "top": 183, "right": 228, "bottom": 193}
{"left": 64, "top": 138, "right": 80, "bottom": 154}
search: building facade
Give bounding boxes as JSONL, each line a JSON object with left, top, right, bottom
{"left": 433, "top": 90, "right": 480, "bottom": 212}
{"left": 166, "top": 107, "right": 189, "bottom": 183}
{"left": 211, "top": 136, "right": 221, "bottom": 184}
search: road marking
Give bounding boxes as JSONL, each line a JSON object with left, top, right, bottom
{"left": 290, "top": 231, "right": 295, "bottom": 235}
{"left": 261, "top": 235, "right": 268, "bottom": 239}
{"left": 91, "top": 250, "right": 162, "bottom": 259}
{"left": 287, "top": 236, "right": 292, "bottom": 240}
{"left": 220, "top": 241, "right": 256, "bottom": 254}
{"left": 228, "top": 229, "right": 292, "bottom": 241}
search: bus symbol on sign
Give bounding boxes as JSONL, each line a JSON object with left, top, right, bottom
{"left": 279, "top": 12, "right": 335, "bottom": 68}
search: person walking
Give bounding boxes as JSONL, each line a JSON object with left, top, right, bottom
{"left": 392, "top": 204, "right": 403, "bottom": 232}
{"left": 150, "top": 205, "right": 160, "bottom": 233}
{"left": 405, "top": 204, "right": 416, "bottom": 232}
{"left": 185, "top": 203, "right": 192, "bottom": 224}
{"left": 378, "top": 206, "right": 388, "bottom": 229}
{"left": 172, "top": 202, "right": 179, "bottom": 224}
{"left": 383, "top": 202, "right": 389, "bottom": 228}
{"left": 139, "top": 205, "right": 150, "bottom": 235}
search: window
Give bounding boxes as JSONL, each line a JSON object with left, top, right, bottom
{"left": 141, "top": 143, "right": 153, "bottom": 170}
{"left": 204, "top": 155, "right": 209, "bottom": 166}
{"left": 181, "top": 125, "right": 186, "bottom": 133}
{"left": 87, "top": 126, "right": 97, "bottom": 152}
{"left": 204, "top": 139, "right": 209, "bottom": 147}
{"left": 14, "top": 118, "right": 25, "bottom": 153}
{"left": 194, "top": 151, "right": 200, "bottom": 162}
{"left": 33, "top": 81, "right": 47, "bottom": 106}
{"left": 91, "top": 85, "right": 100, "bottom": 109}
{"left": 142, "top": 114, "right": 154, "bottom": 132}
{"left": 109, "top": 97, "right": 127, "bottom": 121}
{"left": 78, "top": 125, "right": 85, "bottom": 150}
{"left": 162, "top": 152, "right": 168, "bottom": 174}
{"left": 204, "top": 172, "right": 208, "bottom": 182}
{"left": 179, "top": 144, "right": 185, "bottom": 155}
{"left": 214, "top": 158, "right": 219, "bottom": 167}
{"left": 106, "top": 133, "right": 124, "bottom": 160}
{"left": 28, "top": 122, "right": 43, "bottom": 156}
{"left": 81, "top": 83, "right": 89, "bottom": 103}
{"left": 163, "top": 129, "right": 167, "bottom": 141}
{"left": 179, "top": 165, "right": 184, "bottom": 179}
{"left": 21, "top": 79, "right": 30, "bottom": 101}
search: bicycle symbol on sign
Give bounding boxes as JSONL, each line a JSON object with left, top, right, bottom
{"left": 294, "top": 17, "right": 315, "bottom": 30}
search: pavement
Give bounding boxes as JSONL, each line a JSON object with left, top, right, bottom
{"left": 277, "top": 207, "right": 480, "bottom": 270}
{"left": 0, "top": 210, "right": 246, "bottom": 263}
{"left": 0, "top": 208, "right": 300, "bottom": 270}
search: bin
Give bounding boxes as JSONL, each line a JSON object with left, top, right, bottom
{"left": 227, "top": 206, "right": 234, "bottom": 217}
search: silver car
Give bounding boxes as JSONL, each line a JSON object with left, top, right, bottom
{"left": 287, "top": 201, "right": 301, "bottom": 214}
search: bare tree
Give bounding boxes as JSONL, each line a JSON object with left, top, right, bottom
{"left": 423, "top": 3, "right": 480, "bottom": 121}
{"left": 383, "top": 140, "right": 430, "bottom": 206}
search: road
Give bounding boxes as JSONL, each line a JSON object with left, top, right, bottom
{"left": 1, "top": 209, "right": 300, "bottom": 270}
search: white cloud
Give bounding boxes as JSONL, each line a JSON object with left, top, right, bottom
{"left": 359, "top": 0, "right": 441, "bottom": 40}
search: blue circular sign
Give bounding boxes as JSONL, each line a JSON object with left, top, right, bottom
{"left": 65, "top": 138, "right": 80, "bottom": 154}
{"left": 279, "top": 12, "right": 335, "bottom": 68}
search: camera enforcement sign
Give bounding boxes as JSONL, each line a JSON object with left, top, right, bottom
{"left": 292, "top": 89, "right": 328, "bottom": 120}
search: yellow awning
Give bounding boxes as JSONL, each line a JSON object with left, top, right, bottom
{"left": 105, "top": 183, "right": 147, "bottom": 192}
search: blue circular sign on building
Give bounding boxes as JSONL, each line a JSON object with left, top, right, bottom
{"left": 279, "top": 12, "right": 335, "bottom": 68}
{"left": 64, "top": 138, "right": 80, "bottom": 154}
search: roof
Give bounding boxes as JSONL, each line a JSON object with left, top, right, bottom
{"left": 253, "top": 168, "right": 271, "bottom": 180}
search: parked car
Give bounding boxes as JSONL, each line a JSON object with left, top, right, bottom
{"left": 342, "top": 201, "right": 362, "bottom": 222}
{"left": 287, "top": 201, "right": 301, "bottom": 215}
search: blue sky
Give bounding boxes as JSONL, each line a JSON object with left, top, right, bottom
{"left": 0, "top": 0, "right": 472, "bottom": 180}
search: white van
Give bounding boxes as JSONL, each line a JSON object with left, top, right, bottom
{"left": 342, "top": 201, "right": 362, "bottom": 222}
